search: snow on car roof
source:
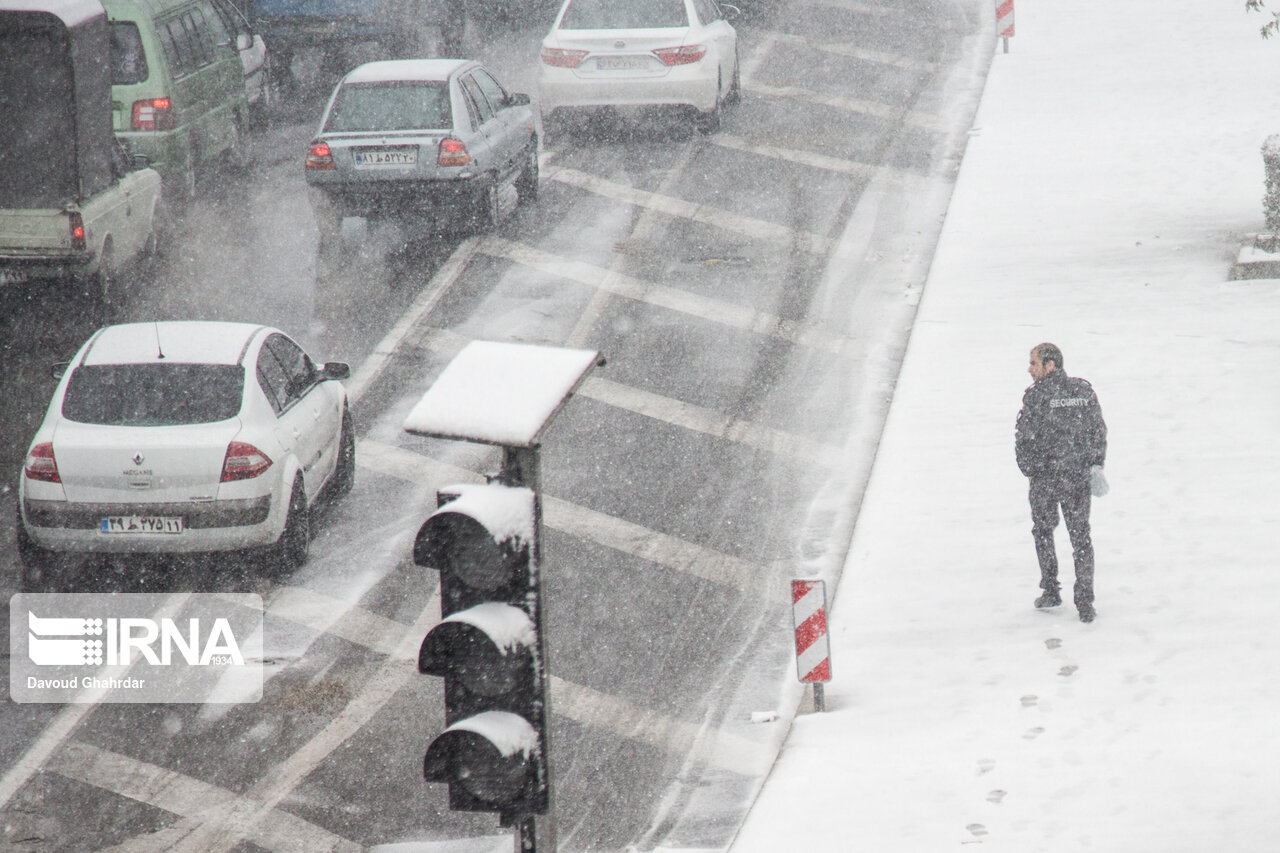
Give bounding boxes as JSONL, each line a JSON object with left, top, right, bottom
{"left": 341, "top": 59, "right": 471, "bottom": 85}
{"left": 0, "top": 0, "right": 105, "bottom": 27}
{"left": 80, "top": 321, "right": 267, "bottom": 366}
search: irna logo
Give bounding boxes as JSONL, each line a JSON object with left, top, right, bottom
{"left": 28, "top": 611, "right": 246, "bottom": 667}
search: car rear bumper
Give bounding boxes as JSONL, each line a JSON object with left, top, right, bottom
{"left": 539, "top": 66, "right": 719, "bottom": 113}
{"left": 0, "top": 253, "right": 94, "bottom": 284}
{"left": 22, "top": 496, "right": 275, "bottom": 553}
{"left": 306, "top": 179, "right": 482, "bottom": 220}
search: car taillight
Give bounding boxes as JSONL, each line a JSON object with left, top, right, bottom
{"left": 131, "top": 97, "right": 174, "bottom": 131}
{"left": 221, "top": 441, "right": 272, "bottom": 482}
{"left": 653, "top": 45, "right": 708, "bottom": 66}
{"left": 24, "top": 442, "right": 60, "bottom": 483}
{"left": 437, "top": 138, "right": 471, "bottom": 167}
{"left": 306, "top": 141, "right": 336, "bottom": 170}
{"left": 68, "top": 211, "right": 85, "bottom": 251}
{"left": 540, "top": 47, "right": 588, "bottom": 68}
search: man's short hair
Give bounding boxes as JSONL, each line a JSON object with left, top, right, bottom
{"left": 1034, "top": 342, "right": 1064, "bottom": 371}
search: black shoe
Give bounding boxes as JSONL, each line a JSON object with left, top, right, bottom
{"left": 1035, "top": 591, "right": 1062, "bottom": 609}
{"left": 1078, "top": 605, "right": 1096, "bottom": 623}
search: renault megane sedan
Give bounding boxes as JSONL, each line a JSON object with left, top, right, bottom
{"left": 17, "top": 321, "right": 354, "bottom": 577}
{"left": 538, "top": 0, "right": 740, "bottom": 133}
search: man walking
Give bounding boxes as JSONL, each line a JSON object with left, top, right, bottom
{"left": 1015, "top": 343, "right": 1107, "bottom": 622}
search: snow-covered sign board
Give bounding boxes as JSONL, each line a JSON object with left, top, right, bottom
{"left": 403, "top": 341, "right": 601, "bottom": 448}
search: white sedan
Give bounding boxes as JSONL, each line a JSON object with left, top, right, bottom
{"left": 17, "top": 321, "right": 354, "bottom": 579}
{"left": 538, "top": 0, "right": 740, "bottom": 133}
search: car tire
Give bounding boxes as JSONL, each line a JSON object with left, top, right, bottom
{"left": 476, "top": 175, "right": 502, "bottom": 230}
{"left": 726, "top": 50, "right": 742, "bottom": 106}
{"left": 93, "top": 238, "right": 114, "bottom": 303}
{"left": 697, "top": 71, "right": 723, "bottom": 134}
{"left": 330, "top": 409, "right": 355, "bottom": 499}
{"left": 267, "top": 475, "right": 310, "bottom": 572}
{"left": 16, "top": 507, "right": 57, "bottom": 590}
{"left": 516, "top": 143, "right": 539, "bottom": 206}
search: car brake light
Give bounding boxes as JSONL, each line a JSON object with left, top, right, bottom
{"left": 540, "top": 47, "right": 589, "bottom": 68}
{"left": 68, "top": 211, "right": 85, "bottom": 251}
{"left": 437, "top": 138, "right": 471, "bottom": 167}
{"left": 221, "top": 441, "right": 272, "bottom": 482}
{"left": 306, "top": 141, "right": 336, "bottom": 170}
{"left": 653, "top": 45, "right": 708, "bottom": 66}
{"left": 131, "top": 97, "right": 174, "bottom": 131}
{"left": 24, "top": 442, "right": 60, "bottom": 483}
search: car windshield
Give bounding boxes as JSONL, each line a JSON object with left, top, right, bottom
{"left": 324, "top": 81, "right": 451, "bottom": 132}
{"left": 61, "top": 363, "right": 245, "bottom": 426}
{"left": 560, "top": 0, "right": 689, "bottom": 29}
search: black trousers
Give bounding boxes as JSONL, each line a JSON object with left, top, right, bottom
{"left": 1028, "top": 472, "right": 1094, "bottom": 606}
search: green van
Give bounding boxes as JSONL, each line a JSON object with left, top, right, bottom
{"left": 105, "top": 0, "right": 249, "bottom": 200}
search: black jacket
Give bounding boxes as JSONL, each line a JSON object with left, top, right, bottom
{"left": 1015, "top": 369, "right": 1107, "bottom": 478}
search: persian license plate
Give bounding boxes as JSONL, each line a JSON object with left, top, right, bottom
{"left": 597, "top": 56, "right": 648, "bottom": 71}
{"left": 99, "top": 516, "right": 184, "bottom": 534}
{"left": 353, "top": 148, "right": 417, "bottom": 168}
{"left": 0, "top": 267, "right": 31, "bottom": 286}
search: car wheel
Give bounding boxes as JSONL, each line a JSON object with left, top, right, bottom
{"left": 516, "top": 143, "right": 539, "bottom": 206}
{"left": 249, "top": 60, "right": 276, "bottom": 132}
{"left": 84, "top": 238, "right": 114, "bottom": 307}
{"left": 330, "top": 409, "right": 355, "bottom": 499}
{"left": 697, "top": 71, "right": 723, "bottom": 134}
{"left": 16, "top": 507, "right": 57, "bottom": 590}
{"left": 267, "top": 475, "right": 310, "bottom": 572}
{"left": 476, "top": 175, "right": 502, "bottom": 230}
{"left": 726, "top": 49, "right": 742, "bottom": 106}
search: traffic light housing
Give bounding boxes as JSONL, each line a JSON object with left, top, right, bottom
{"left": 415, "top": 483, "right": 549, "bottom": 823}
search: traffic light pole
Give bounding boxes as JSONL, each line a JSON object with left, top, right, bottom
{"left": 405, "top": 341, "right": 602, "bottom": 853}
{"left": 500, "top": 445, "right": 556, "bottom": 853}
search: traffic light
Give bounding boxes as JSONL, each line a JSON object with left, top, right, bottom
{"left": 415, "top": 482, "right": 549, "bottom": 824}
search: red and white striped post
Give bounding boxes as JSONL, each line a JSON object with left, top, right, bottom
{"left": 996, "top": 0, "right": 1014, "bottom": 53}
{"left": 791, "top": 579, "right": 831, "bottom": 712}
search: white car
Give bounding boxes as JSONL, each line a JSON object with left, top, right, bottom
{"left": 17, "top": 322, "right": 354, "bottom": 579}
{"left": 538, "top": 0, "right": 740, "bottom": 133}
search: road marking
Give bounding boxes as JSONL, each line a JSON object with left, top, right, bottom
{"left": 47, "top": 741, "right": 361, "bottom": 853}
{"left": 478, "top": 237, "right": 850, "bottom": 354}
{"left": 710, "top": 134, "right": 926, "bottom": 186}
{"left": 0, "top": 593, "right": 193, "bottom": 812}
{"left": 578, "top": 376, "right": 842, "bottom": 466}
{"left": 741, "top": 78, "right": 951, "bottom": 133}
{"left": 165, "top": 588, "right": 443, "bottom": 852}
{"left": 759, "top": 29, "right": 940, "bottom": 72}
{"left": 344, "top": 236, "right": 480, "bottom": 404}
{"left": 357, "top": 438, "right": 763, "bottom": 591}
{"left": 544, "top": 166, "right": 834, "bottom": 255}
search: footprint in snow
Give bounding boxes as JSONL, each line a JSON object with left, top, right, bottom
{"left": 1023, "top": 726, "right": 1046, "bottom": 740}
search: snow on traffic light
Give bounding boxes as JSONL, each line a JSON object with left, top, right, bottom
{"left": 414, "top": 483, "right": 550, "bottom": 823}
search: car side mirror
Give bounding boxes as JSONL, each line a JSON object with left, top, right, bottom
{"left": 131, "top": 153, "right": 151, "bottom": 171}
{"left": 507, "top": 92, "right": 531, "bottom": 108}
{"left": 322, "top": 361, "right": 351, "bottom": 381}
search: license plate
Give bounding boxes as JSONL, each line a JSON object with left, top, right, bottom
{"left": 597, "top": 56, "right": 649, "bottom": 71}
{"left": 353, "top": 148, "right": 417, "bottom": 168}
{"left": 99, "top": 516, "right": 184, "bottom": 534}
{"left": 0, "top": 267, "right": 30, "bottom": 286}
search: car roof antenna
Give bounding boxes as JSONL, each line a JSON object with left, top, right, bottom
{"left": 154, "top": 322, "right": 166, "bottom": 359}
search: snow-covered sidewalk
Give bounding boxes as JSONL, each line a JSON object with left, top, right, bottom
{"left": 729, "top": 0, "right": 1280, "bottom": 849}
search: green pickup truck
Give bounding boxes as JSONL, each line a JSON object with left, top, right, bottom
{"left": 0, "top": 0, "right": 162, "bottom": 304}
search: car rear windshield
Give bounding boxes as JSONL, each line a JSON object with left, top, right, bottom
{"left": 62, "top": 363, "right": 245, "bottom": 426}
{"left": 109, "top": 22, "right": 148, "bottom": 85}
{"left": 560, "top": 0, "right": 688, "bottom": 29}
{"left": 324, "top": 81, "right": 451, "bottom": 132}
